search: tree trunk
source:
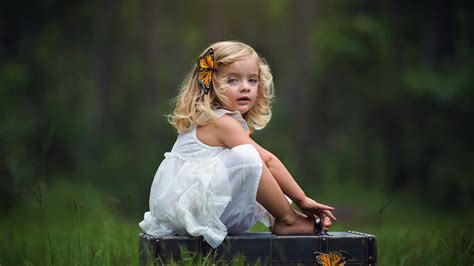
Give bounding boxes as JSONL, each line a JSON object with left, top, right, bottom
{"left": 289, "top": 1, "right": 317, "bottom": 182}
{"left": 143, "top": 0, "right": 161, "bottom": 106}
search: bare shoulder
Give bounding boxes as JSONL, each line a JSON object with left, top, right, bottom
{"left": 199, "top": 114, "right": 272, "bottom": 161}
{"left": 214, "top": 114, "right": 253, "bottom": 148}
{"left": 214, "top": 114, "right": 245, "bottom": 132}
{"left": 196, "top": 114, "right": 246, "bottom": 147}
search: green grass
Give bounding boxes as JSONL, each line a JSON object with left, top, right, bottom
{"left": 311, "top": 181, "right": 474, "bottom": 265}
{"left": 0, "top": 179, "right": 473, "bottom": 265}
{"left": 0, "top": 180, "right": 139, "bottom": 266}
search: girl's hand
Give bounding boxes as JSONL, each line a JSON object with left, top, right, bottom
{"left": 296, "top": 197, "right": 336, "bottom": 229}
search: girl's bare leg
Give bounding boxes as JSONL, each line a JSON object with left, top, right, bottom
{"left": 257, "top": 163, "right": 314, "bottom": 235}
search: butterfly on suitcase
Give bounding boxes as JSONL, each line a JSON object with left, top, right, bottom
{"left": 314, "top": 250, "right": 349, "bottom": 265}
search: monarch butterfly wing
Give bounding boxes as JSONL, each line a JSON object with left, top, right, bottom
{"left": 197, "top": 48, "right": 216, "bottom": 93}
{"left": 329, "top": 251, "right": 346, "bottom": 265}
{"left": 316, "top": 253, "right": 332, "bottom": 266}
{"left": 198, "top": 70, "right": 212, "bottom": 93}
{"left": 199, "top": 56, "right": 211, "bottom": 70}
{"left": 198, "top": 48, "right": 215, "bottom": 70}
{"left": 205, "top": 53, "right": 215, "bottom": 69}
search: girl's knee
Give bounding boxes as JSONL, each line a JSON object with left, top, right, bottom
{"left": 229, "top": 144, "right": 261, "bottom": 166}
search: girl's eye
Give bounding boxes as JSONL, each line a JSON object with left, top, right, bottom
{"left": 249, "top": 78, "right": 258, "bottom": 84}
{"left": 228, "top": 78, "right": 238, "bottom": 84}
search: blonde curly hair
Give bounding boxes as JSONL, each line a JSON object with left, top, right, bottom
{"left": 168, "top": 41, "right": 274, "bottom": 133}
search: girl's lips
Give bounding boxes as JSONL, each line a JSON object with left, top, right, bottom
{"left": 237, "top": 97, "right": 250, "bottom": 105}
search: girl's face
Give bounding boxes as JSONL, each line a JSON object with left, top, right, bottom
{"left": 218, "top": 56, "right": 259, "bottom": 114}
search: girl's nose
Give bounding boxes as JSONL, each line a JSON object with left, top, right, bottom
{"left": 240, "top": 82, "right": 250, "bottom": 92}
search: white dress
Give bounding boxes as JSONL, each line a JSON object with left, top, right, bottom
{"left": 139, "top": 109, "right": 273, "bottom": 248}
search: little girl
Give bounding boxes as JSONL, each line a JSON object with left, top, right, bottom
{"left": 139, "top": 41, "right": 336, "bottom": 248}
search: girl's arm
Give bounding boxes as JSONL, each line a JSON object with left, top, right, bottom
{"left": 215, "top": 115, "right": 336, "bottom": 221}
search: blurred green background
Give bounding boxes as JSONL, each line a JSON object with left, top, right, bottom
{"left": 1, "top": 0, "right": 473, "bottom": 265}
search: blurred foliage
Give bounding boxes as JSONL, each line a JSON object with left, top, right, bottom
{"left": 0, "top": 0, "right": 473, "bottom": 240}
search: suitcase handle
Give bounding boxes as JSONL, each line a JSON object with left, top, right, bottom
{"left": 314, "top": 218, "right": 329, "bottom": 235}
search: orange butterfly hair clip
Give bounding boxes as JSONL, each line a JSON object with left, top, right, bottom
{"left": 197, "top": 48, "right": 218, "bottom": 94}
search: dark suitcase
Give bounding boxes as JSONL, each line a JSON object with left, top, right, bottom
{"left": 139, "top": 231, "right": 377, "bottom": 265}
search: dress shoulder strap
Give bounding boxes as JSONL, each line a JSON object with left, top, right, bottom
{"left": 213, "top": 109, "right": 249, "bottom": 132}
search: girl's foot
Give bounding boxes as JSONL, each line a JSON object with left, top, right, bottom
{"left": 271, "top": 211, "right": 315, "bottom": 235}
